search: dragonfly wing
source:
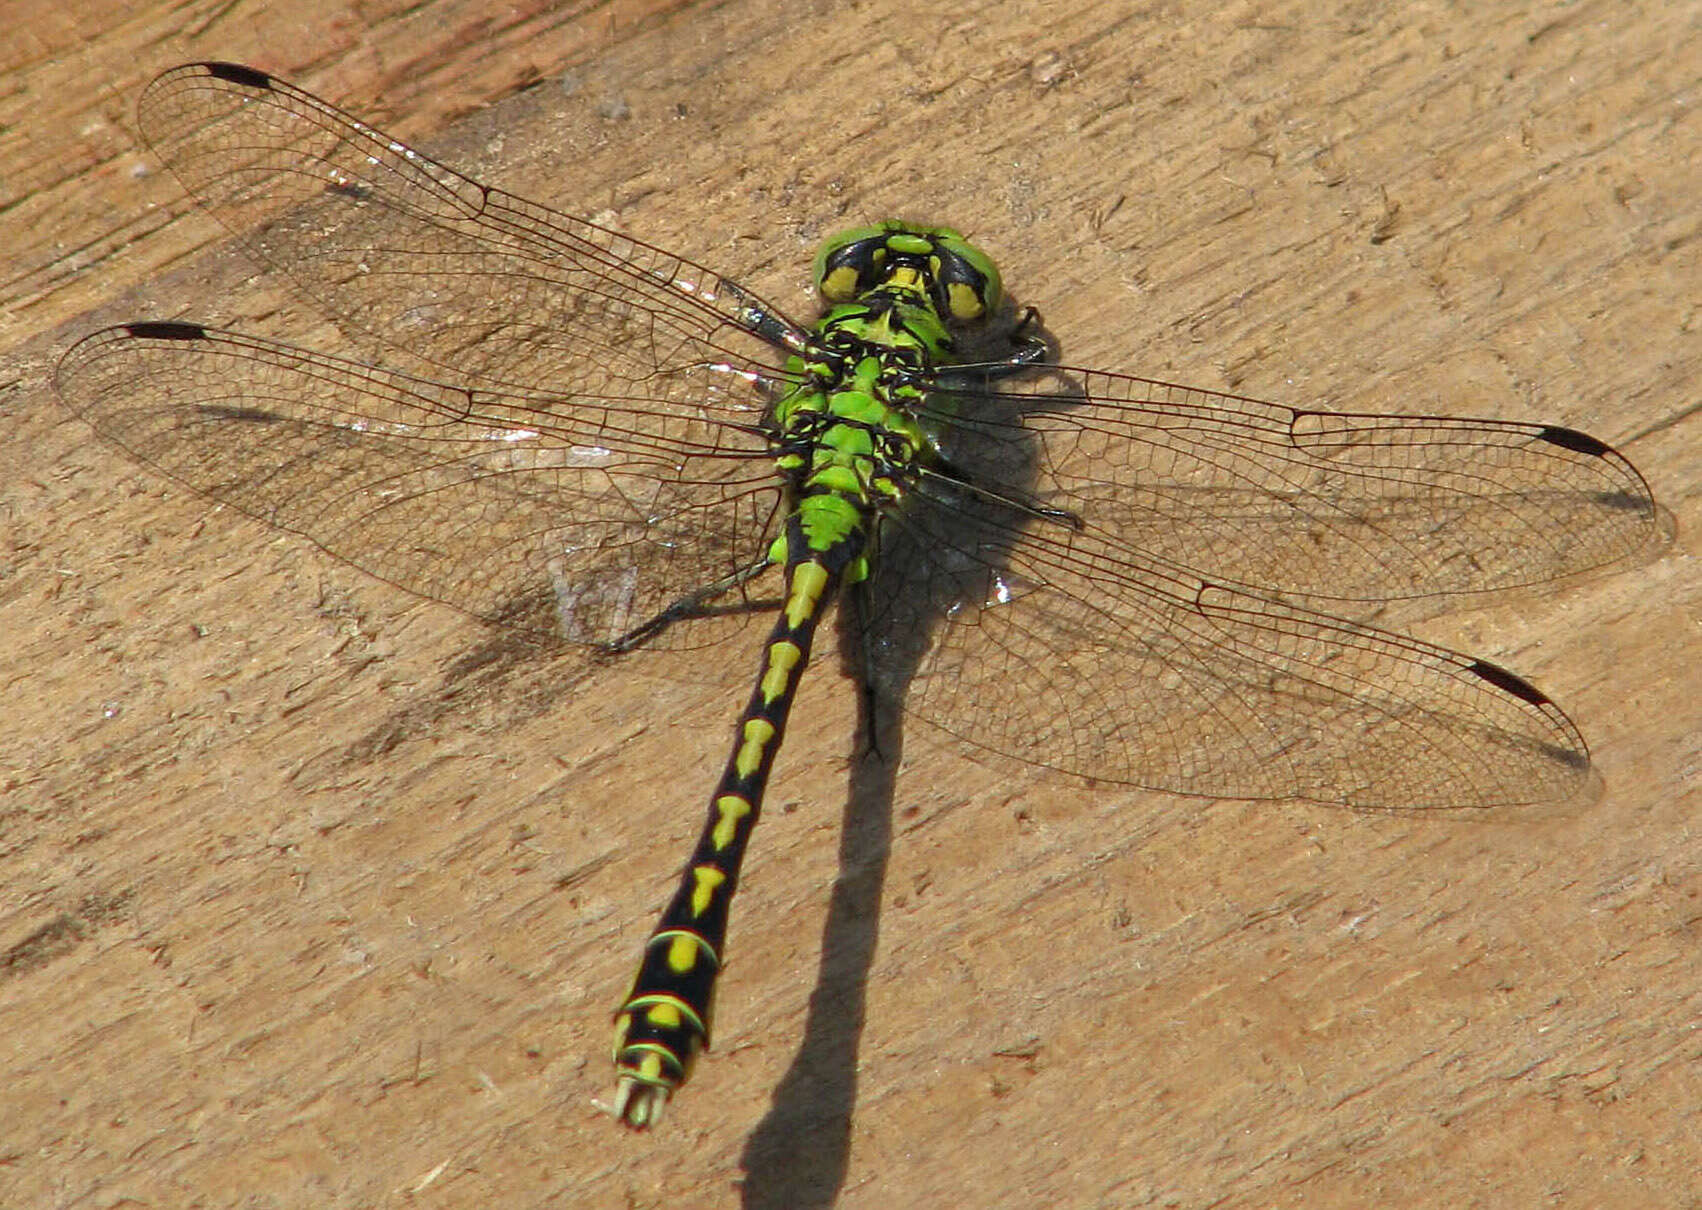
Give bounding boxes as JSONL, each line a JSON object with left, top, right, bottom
{"left": 56, "top": 323, "right": 786, "bottom": 649}
{"left": 137, "top": 63, "right": 809, "bottom": 395}
{"left": 862, "top": 470, "right": 1594, "bottom": 809}
{"left": 924, "top": 365, "right": 1661, "bottom": 603}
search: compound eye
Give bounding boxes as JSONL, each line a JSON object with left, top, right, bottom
{"left": 935, "top": 251, "right": 996, "bottom": 321}
{"left": 946, "top": 279, "right": 986, "bottom": 320}
{"left": 817, "top": 234, "right": 888, "bottom": 303}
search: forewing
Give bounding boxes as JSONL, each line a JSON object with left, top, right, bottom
{"left": 137, "top": 62, "right": 809, "bottom": 395}
{"left": 923, "top": 365, "right": 1661, "bottom": 603}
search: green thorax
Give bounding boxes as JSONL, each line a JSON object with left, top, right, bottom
{"left": 767, "top": 224, "right": 1005, "bottom": 573}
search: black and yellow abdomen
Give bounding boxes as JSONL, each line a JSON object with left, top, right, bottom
{"left": 609, "top": 546, "right": 842, "bottom": 1126}
{"left": 608, "top": 224, "right": 1004, "bottom": 1127}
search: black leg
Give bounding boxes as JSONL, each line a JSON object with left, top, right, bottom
{"left": 606, "top": 555, "right": 778, "bottom": 653}
{"left": 843, "top": 579, "right": 890, "bottom": 765}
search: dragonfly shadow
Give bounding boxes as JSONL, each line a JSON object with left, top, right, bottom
{"left": 294, "top": 576, "right": 781, "bottom": 788}
{"left": 286, "top": 588, "right": 581, "bottom": 788}
{"left": 738, "top": 647, "right": 903, "bottom": 1208}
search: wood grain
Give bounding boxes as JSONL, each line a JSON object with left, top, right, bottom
{"left": 4, "top": 1, "right": 1697, "bottom": 1206}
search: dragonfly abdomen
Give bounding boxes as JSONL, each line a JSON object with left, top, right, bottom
{"left": 610, "top": 537, "right": 851, "bottom": 1128}
{"left": 609, "top": 282, "right": 967, "bottom": 1126}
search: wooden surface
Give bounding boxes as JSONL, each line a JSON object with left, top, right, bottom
{"left": 4, "top": 1, "right": 1698, "bottom": 1206}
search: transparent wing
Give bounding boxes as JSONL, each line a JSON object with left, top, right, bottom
{"left": 921, "top": 365, "right": 1660, "bottom": 602}
{"left": 857, "top": 368, "right": 1661, "bottom": 807}
{"left": 75, "top": 61, "right": 1663, "bottom": 808}
{"left": 862, "top": 472, "right": 1595, "bottom": 809}
{"left": 136, "top": 62, "right": 810, "bottom": 394}
{"left": 56, "top": 323, "right": 788, "bottom": 649}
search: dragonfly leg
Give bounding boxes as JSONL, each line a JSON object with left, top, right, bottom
{"left": 605, "top": 555, "right": 778, "bottom": 653}
{"left": 995, "top": 305, "right": 1052, "bottom": 374}
{"left": 922, "top": 460, "right": 1084, "bottom": 531}
{"left": 841, "top": 579, "right": 892, "bottom": 765}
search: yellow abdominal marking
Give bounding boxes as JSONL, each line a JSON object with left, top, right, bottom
{"left": 735, "top": 719, "right": 775, "bottom": 778}
{"left": 666, "top": 933, "right": 703, "bottom": 974}
{"left": 689, "top": 865, "right": 726, "bottom": 917}
{"left": 761, "top": 640, "right": 804, "bottom": 703}
{"left": 712, "top": 794, "right": 751, "bottom": 849}
{"left": 786, "top": 562, "right": 831, "bottom": 628}
{"left": 645, "top": 1000, "right": 683, "bottom": 1027}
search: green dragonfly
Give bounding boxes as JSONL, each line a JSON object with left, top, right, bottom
{"left": 55, "top": 63, "right": 1661, "bottom": 1128}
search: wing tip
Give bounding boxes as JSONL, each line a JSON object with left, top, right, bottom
{"left": 122, "top": 320, "right": 210, "bottom": 342}
{"left": 200, "top": 62, "right": 275, "bottom": 90}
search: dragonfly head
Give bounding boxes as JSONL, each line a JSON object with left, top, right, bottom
{"left": 814, "top": 222, "right": 1004, "bottom": 324}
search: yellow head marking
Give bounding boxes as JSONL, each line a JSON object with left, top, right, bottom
{"left": 947, "top": 281, "right": 986, "bottom": 319}
{"left": 821, "top": 264, "right": 862, "bottom": 302}
{"left": 887, "top": 265, "right": 925, "bottom": 292}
